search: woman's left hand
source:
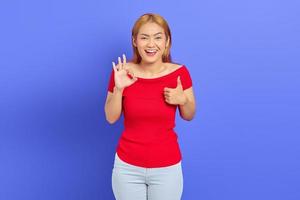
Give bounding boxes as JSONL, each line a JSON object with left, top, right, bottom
{"left": 164, "top": 76, "right": 188, "bottom": 106}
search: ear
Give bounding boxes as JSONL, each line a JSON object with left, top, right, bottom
{"left": 166, "top": 37, "right": 170, "bottom": 48}
{"left": 132, "top": 37, "right": 137, "bottom": 47}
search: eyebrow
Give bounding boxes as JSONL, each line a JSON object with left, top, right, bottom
{"left": 140, "top": 32, "right": 163, "bottom": 36}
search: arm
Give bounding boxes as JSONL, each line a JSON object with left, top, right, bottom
{"left": 178, "top": 87, "right": 196, "bottom": 121}
{"left": 104, "top": 86, "right": 124, "bottom": 124}
{"left": 104, "top": 54, "right": 137, "bottom": 124}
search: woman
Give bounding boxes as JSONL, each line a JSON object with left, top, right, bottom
{"left": 104, "top": 13, "right": 196, "bottom": 200}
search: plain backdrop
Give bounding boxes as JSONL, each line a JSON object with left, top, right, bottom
{"left": 0, "top": 0, "right": 299, "bottom": 200}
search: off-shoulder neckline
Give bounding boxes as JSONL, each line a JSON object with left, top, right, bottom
{"left": 136, "top": 65, "right": 186, "bottom": 81}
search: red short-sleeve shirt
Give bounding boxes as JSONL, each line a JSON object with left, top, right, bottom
{"left": 107, "top": 65, "right": 192, "bottom": 168}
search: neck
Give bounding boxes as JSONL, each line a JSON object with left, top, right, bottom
{"left": 139, "top": 60, "right": 165, "bottom": 75}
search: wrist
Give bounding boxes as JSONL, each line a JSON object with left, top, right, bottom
{"left": 179, "top": 94, "right": 188, "bottom": 106}
{"left": 114, "top": 86, "right": 124, "bottom": 93}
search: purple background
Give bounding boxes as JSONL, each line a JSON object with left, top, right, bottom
{"left": 0, "top": 0, "right": 299, "bottom": 199}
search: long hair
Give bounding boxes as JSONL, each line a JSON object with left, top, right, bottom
{"left": 130, "top": 13, "right": 172, "bottom": 63}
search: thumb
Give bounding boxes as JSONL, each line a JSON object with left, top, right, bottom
{"left": 177, "top": 76, "right": 182, "bottom": 88}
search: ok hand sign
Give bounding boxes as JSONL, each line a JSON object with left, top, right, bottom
{"left": 164, "top": 76, "right": 188, "bottom": 106}
{"left": 112, "top": 54, "right": 137, "bottom": 90}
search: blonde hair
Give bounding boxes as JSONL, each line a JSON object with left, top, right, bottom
{"left": 130, "top": 13, "right": 172, "bottom": 63}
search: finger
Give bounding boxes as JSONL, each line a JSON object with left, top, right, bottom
{"left": 127, "top": 70, "right": 133, "bottom": 78}
{"left": 122, "top": 54, "right": 127, "bottom": 65}
{"left": 164, "top": 87, "right": 171, "bottom": 92}
{"left": 112, "top": 62, "right": 117, "bottom": 72}
{"left": 164, "top": 93, "right": 170, "bottom": 97}
{"left": 165, "top": 97, "right": 171, "bottom": 104}
{"left": 118, "top": 57, "right": 122, "bottom": 70}
{"left": 164, "top": 90, "right": 171, "bottom": 95}
{"left": 126, "top": 68, "right": 134, "bottom": 78}
{"left": 177, "top": 76, "right": 182, "bottom": 87}
{"left": 128, "top": 73, "right": 137, "bottom": 78}
{"left": 130, "top": 76, "right": 138, "bottom": 83}
{"left": 164, "top": 96, "right": 168, "bottom": 101}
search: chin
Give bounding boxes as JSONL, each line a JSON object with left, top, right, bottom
{"left": 143, "top": 59, "right": 159, "bottom": 64}
{"left": 141, "top": 54, "right": 162, "bottom": 64}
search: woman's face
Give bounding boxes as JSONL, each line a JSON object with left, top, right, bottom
{"left": 133, "top": 22, "right": 169, "bottom": 64}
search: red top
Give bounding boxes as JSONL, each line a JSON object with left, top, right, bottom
{"left": 107, "top": 65, "right": 193, "bottom": 168}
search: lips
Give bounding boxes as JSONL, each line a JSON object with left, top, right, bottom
{"left": 145, "top": 49, "right": 158, "bottom": 56}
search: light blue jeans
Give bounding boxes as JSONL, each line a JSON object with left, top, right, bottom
{"left": 111, "top": 153, "right": 183, "bottom": 200}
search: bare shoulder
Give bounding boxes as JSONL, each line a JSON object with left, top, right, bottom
{"left": 165, "top": 62, "right": 184, "bottom": 72}
{"left": 126, "top": 62, "right": 138, "bottom": 70}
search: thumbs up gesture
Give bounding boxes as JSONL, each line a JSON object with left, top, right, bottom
{"left": 163, "top": 76, "right": 188, "bottom": 105}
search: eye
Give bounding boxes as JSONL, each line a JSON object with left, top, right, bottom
{"left": 141, "top": 37, "right": 147, "bottom": 40}
{"left": 155, "top": 37, "right": 162, "bottom": 39}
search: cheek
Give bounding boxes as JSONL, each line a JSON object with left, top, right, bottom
{"left": 136, "top": 41, "right": 147, "bottom": 51}
{"left": 136, "top": 39, "right": 147, "bottom": 46}
{"left": 137, "top": 47, "right": 145, "bottom": 55}
{"left": 158, "top": 40, "right": 167, "bottom": 48}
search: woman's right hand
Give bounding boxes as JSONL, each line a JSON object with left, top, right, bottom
{"left": 112, "top": 54, "right": 137, "bottom": 90}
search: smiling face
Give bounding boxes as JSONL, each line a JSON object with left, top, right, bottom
{"left": 133, "top": 22, "right": 170, "bottom": 64}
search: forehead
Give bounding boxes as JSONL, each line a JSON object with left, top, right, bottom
{"left": 138, "top": 22, "right": 165, "bottom": 35}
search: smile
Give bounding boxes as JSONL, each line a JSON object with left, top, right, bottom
{"left": 145, "top": 49, "right": 158, "bottom": 56}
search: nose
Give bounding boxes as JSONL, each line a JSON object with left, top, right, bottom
{"left": 147, "top": 38, "right": 155, "bottom": 47}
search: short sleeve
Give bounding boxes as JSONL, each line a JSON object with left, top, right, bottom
{"left": 107, "top": 69, "right": 115, "bottom": 92}
{"left": 180, "top": 66, "right": 193, "bottom": 90}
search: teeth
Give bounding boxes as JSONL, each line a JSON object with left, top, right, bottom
{"left": 145, "top": 49, "right": 157, "bottom": 53}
